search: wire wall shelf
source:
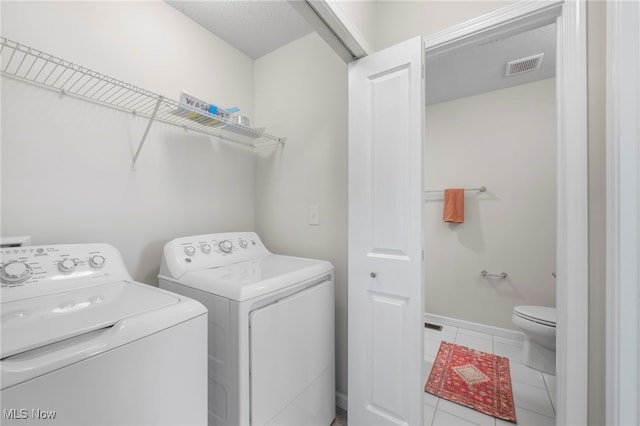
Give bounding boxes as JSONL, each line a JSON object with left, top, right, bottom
{"left": 0, "top": 37, "right": 285, "bottom": 168}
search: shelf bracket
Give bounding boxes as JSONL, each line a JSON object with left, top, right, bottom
{"left": 131, "top": 96, "right": 163, "bottom": 170}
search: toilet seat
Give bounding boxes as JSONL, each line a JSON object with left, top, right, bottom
{"left": 513, "top": 305, "right": 556, "bottom": 327}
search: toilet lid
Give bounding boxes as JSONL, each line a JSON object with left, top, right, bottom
{"left": 513, "top": 305, "right": 556, "bottom": 327}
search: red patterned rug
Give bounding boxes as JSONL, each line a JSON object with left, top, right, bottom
{"left": 425, "top": 341, "right": 517, "bottom": 423}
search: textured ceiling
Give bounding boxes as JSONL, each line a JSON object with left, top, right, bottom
{"left": 166, "top": 0, "right": 313, "bottom": 59}
{"left": 167, "top": 1, "right": 555, "bottom": 104}
{"left": 426, "top": 23, "right": 556, "bottom": 105}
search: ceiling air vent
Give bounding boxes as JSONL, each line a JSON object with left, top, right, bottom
{"left": 505, "top": 53, "right": 544, "bottom": 77}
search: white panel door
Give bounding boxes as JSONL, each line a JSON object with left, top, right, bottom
{"left": 348, "top": 36, "right": 424, "bottom": 426}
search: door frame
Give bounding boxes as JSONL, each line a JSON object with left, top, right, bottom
{"left": 606, "top": 0, "right": 640, "bottom": 424}
{"left": 422, "top": 1, "right": 587, "bottom": 425}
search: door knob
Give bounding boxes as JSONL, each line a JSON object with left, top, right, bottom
{"left": 370, "top": 272, "right": 377, "bottom": 278}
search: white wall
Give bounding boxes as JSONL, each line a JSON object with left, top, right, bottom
{"left": 424, "top": 79, "right": 556, "bottom": 330}
{"left": 374, "top": 0, "right": 510, "bottom": 51}
{"left": 1, "top": 1, "right": 256, "bottom": 284}
{"left": 336, "top": 0, "right": 377, "bottom": 50}
{"left": 254, "top": 33, "right": 348, "bottom": 396}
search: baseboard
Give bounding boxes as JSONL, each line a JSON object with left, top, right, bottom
{"left": 424, "top": 313, "right": 525, "bottom": 341}
{"left": 335, "top": 391, "right": 347, "bottom": 411}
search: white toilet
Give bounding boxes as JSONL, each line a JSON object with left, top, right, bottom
{"left": 512, "top": 305, "right": 556, "bottom": 375}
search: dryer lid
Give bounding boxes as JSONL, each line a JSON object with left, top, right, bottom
{"left": 513, "top": 305, "right": 556, "bottom": 326}
{"left": 1, "top": 281, "right": 179, "bottom": 359}
{"left": 171, "top": 254, "right": 334, "bottom": 301}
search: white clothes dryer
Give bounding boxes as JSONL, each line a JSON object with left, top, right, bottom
{"left": 158, "top": 232, "right": 335, "bottom": 426}
{"left": 1, "top": 244, "right": 207, "bottom": 426}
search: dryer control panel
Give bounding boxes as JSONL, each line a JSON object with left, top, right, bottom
{"left": 0, "top": 244, "right": 132, "bottom": 303}
{"left": 160, "top": 232, "right": 271, "bottom": 278}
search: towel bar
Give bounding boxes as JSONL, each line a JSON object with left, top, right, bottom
{"left": 481, "top": 270, "right": 507, "bottom": 278}
{"left": 425, "top": 186, "right": 486, "bottom": 193}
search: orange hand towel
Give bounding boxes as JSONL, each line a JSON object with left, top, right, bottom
{"left": 443, "top": 188, "right": 464, "bottom": 223}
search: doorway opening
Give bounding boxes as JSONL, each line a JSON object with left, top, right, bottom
{"left": 421, "top": 2, "right": 587, "bottom": 424}
{"left": 422, "top": 19, "right": 558, "bottom": 424}
{"left": 340, "top": 1, "right": 586, "bottom": 424}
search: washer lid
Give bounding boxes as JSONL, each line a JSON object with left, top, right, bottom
{"left": 173, "top": 254, "right": 334, "bottom": 301}
{"left": 1, "top": 280, "right": 179, "bottom": 359}
{"left": 513, "top": 305, "right": 556, "bottom": 326}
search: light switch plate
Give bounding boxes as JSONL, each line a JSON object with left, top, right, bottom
{"left": 309, "top": 206, "right": 320, "bottom": 225}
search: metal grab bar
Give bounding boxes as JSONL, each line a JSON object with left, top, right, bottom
{"left": 481, "top": 270, "right": 507, "bottom": 278}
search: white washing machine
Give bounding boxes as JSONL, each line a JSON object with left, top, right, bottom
{"left": 158, "top": 232, "right": 335, "bottom": 426}
{"left": 0, "top": 243, "right": 207, "bottom": 425}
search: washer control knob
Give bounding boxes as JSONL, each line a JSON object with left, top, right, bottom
{"left": 58, "top": 258, "right": 77, "bottom": 273}
{"left": 200, "top": 244, "right": 212, "bottom": 254}
{"left": 239, "top": 239, "right": 248, "bottom": 249}
{"left": 89, "top": 255, "right": 106, "bottom": 269}
{"left": 0, "top": 262, "right": 33, "bottom": 284}
{"left": 184, "top": 246, "right": 196, "bottom": 257}
{"left": 219, "top": 240, "right": 233, "bottom": 254}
